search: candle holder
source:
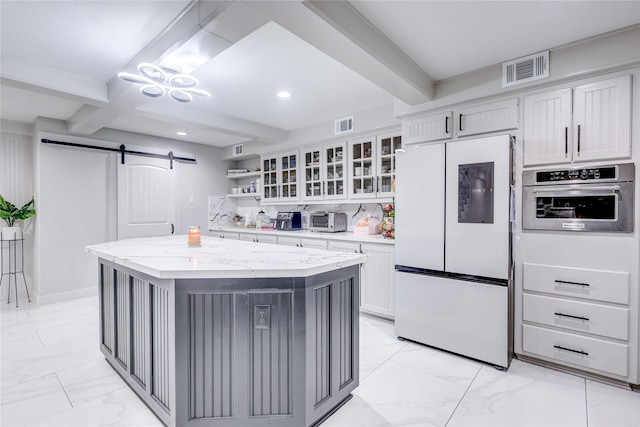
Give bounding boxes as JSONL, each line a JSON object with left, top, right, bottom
{"left": 187, "top": 226, "right": 201, "bottom": 247}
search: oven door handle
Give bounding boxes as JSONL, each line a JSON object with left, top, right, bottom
{"left": 531, "top": 185, "right": 621, "bottom": 194}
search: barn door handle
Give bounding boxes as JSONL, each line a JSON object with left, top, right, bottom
{"left": 171, "top": 224, "right": 175, "bottom": 234}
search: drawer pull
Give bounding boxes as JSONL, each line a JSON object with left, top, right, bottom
{"left": 554, "top": 312, "right": 590, "bottom": 321}
{"left": 554, "top": 345, "right": 588, "bottom": 356}
{"left": 554, "top": 279, "right": 590, "bottom": 287}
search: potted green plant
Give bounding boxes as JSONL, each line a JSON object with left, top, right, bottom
{"left": 0, "top": 194, "right": 35, "bottom": 240}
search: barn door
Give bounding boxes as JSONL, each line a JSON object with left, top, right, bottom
{"left": 117, "top": 156, "right": 176, "bottom": 239}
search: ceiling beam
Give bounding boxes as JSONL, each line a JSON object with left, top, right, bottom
{"left": 70, "top": 0, "right": 273, "bottom": 139}
{"left": 245, "top": 0, "right": 434, "bottom": 105}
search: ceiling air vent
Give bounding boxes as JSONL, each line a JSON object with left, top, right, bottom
{"left": 502, "top": 51, "right": 549, "bottom": 87}
{"left": 334, "top": 116, "right": 354, "bottom": 135}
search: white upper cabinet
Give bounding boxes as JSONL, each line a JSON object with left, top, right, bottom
{"left": 261, "top": 151, "right": 300, "bottom": 203}
{"left": 402, "top": 99, "right": 518, "bottom": 145}
{"left": 301, "top": 142, "right": 347, "bottom": 201}
{"left": 402, "top": 111, "right": 453, "bottom": 144}
{"left": 348, "top": 131, "right": 401, "bottom": 200}
{"left": 456, "top": 99, "right": 519, "bottom": 137}
{"left": 573, "top": 76, "right": 632, "bottom": 162}
{"left": 523, "top": 88, "right": 572, "bottom": 165}
{"left": 524, "top": 75, "right": 631, "bottom": 166}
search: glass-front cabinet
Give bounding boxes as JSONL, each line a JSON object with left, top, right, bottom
{"left": 302, "top": 142, "right": 347, "bottom": 201}
{"left": 348, "top": 136, "right": 376, "bottom": 199}
{"left": 261, "top": 151, "right": 299, "bottom": 203}
{"left": 377, "top": 132, "right": 402, "bottom": 198}
{"left": 348, "top": 132, "right": 401, "bottom": 199}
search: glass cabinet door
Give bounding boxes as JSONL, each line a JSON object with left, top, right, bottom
{"left": 349, "top": 137, "right": 376, "bottom": 199}
{"left": 303, "top": 148, "right": 322, "bottom": 200}
{"left": 262, "top": 156, "right": 279, "bottom": 200}
{"left": 279, "top": 152, "right": 298, "bottom": 201}
{"left": 324, "top": 142, "right": 346, "bottom": 200}
{"left": 377, "top": 133, "right": 402, "bottom": 197}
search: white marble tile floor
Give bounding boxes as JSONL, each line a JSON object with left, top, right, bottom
{"left": 1, "top": 297, "right": 638, "bottom": 426}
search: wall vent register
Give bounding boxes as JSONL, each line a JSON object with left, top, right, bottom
{"left": 502, "top": 50, "right": 549, "bottom": 87}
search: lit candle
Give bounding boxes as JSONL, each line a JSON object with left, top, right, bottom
{"left": 187, "top": 226, "right": 201, "bottom": 246}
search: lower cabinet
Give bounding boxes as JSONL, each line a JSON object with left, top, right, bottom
{"left": 238, "top": 233, "right": 256, "bottom": 242}
{"left": 210, "top": 231, "right": 396, "bottom": 320}
{"left": 278, "top": 236, "right": 328, "bottom": 249}
{"left": 257, "top": 234, "right": 278, "bottom": 244}
{"left": 520, "top": 262, "right": 631, "bottom": 380}
{"left": 300, "top": 238, "right": 328, "bottom": 250}
{"left": 210, "top": 231, "right": 240, "bottom": 239}
{"left": 328, "top": 240, "right": 395, "bottom": 320}
{"left": 327, "top": 240, "right": 361, "bottom": 254}
{"left": 360, "top": 243, "right": 395, "bottom": 320}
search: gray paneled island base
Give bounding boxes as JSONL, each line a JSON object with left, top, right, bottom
{"left": 86, "top": 236, "right": 366, "bottom": 427}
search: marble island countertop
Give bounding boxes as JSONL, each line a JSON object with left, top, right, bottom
{"left": 86, "top": 235, "right": 367, "bottom": 279}
{"left": 210, "top": 226, "right": 395, "bottom": 245}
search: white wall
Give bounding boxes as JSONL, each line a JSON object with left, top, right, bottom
{"left": 32, "top": 118, "right": 229, "bottom": 305}
{"left": 0, "top": 121, "right": 35, "bottom": 302}
{"left": 223, "top": 104, "right": 400, "bottom": 159}
{"left": 395, "top": 25, "right": 640, "bottom": 118}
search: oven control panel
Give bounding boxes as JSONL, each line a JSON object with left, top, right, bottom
{"left": 535, "top": 166, "right": 616, "bottom": 183}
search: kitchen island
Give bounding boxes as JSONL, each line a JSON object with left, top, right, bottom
{"left": 86, "top": 235, "right": 366, "bottom": 427}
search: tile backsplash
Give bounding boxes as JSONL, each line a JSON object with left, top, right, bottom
{"left": 208, "top": 195, "right": 387, "bottom": 231}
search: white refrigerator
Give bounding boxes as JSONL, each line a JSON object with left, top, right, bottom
{"left": 394, "top": 134, "right": 513, "bottom": 368}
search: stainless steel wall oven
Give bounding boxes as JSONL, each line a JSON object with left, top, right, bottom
{"left": 522, "top": 163, "right": 635, "bottom": 232}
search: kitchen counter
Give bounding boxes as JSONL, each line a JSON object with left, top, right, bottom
{"left": 210, "top": 226, "right": 395, "bottom": 245}
{"left": 86, "top": 235, "right": 363, "bottom": 427}
{"left": 86, "top": 235, "right": 367, "bottom": 279}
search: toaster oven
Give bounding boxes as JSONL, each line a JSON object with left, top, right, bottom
{"left": 310, "top": 212, "right": 347, "bottom": 232}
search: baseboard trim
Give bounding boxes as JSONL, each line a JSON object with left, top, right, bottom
{"left": 36, "top": 287, "right": 98, "bottom": 306}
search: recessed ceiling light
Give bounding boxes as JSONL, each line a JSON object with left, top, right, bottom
{"left": 176, "top": 131, "right": 187, "bottom": 136}
{"left": 277, "top": 91, "right": 292, "bottom": 99}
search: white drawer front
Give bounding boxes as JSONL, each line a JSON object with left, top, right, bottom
{"left": 523, "top": 324, "right": 628, "bottom": 377}
{"left": 523, "top": 263, "right": 629, "bottom": 304}
{"left": 523, "top": 294, "right": 629, "bottom": 341}
{"left": 257, "top": 234, "right": 278, "bottom": 244}
{"left": 300, "top": 238, "right": 327, "bottom": 250}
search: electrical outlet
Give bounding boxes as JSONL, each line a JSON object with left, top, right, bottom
{"left": 254, "top": 305, "right": 270, "bottom": 330}
{"left": 188, "top": 195, "right": 195, "bottom": 204}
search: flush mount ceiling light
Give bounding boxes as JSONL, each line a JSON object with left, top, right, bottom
{"left": 176, "top": 131, "right": 187, "bottom": 136}
{"left": 118, "top": 63, "right": 211, "bottom": 103}
{"left": 277, "top": 91, "right": 292, "bottom": 99}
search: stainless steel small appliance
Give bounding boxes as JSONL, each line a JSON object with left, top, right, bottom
{"left": 309, "top": 212, "right": 347, "bottom": 232}
{"left": 275, "top": 212, "right": 302, "bottom": 230}
{"left": 522, "top": 163, "right": 635, "bottom": 232}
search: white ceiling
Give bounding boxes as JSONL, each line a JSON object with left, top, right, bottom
{"left": 1, "top": 1, "right": 638, "bottom": 148}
